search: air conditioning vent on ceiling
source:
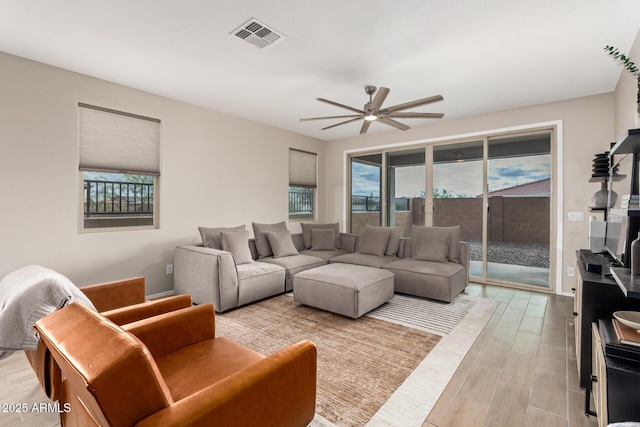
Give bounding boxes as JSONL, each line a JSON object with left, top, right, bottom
{"left": 231, "top": 18, "right": 283, "bottom": 49}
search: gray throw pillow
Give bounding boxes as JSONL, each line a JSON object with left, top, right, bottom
{"left": 410, "top": 225, "right": 461, "bottom": 262}
{"left": 356, "top": 227, "right": 391, "bottom": 257}
{"left": 252, "top": 221, "right": 288, "bottom": 258}
{"left": 414, "top": 230, "right": 450, "bottom": 263}
{"left": 301, "top": 223, "right": 340, "bottom": 249}
{"left": 311, "top": 228, "right": 337, "bottom": 251}
{"left": 364, "top": 225, "right": 403, "bottom": 256}
{"left": 266, "top": 231, "right": 299, "bottom": 258}
{"left": 220, "top": 230, "right": 253, "bottom": 265}
{"left": 199, "top": 225, "right": 246, "bottom": 249}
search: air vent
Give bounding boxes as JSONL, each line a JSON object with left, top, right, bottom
{"left": 231, "top": 18, "right": 284, "bottom": 49}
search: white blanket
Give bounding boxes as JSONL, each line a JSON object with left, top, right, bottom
{"left": 0, "top": 265, "right": 95, "bottom": 359}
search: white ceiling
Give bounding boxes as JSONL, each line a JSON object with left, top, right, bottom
{"left": 1, "top": 1, "right": 639, "bottom": 142}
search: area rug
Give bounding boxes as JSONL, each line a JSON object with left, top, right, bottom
{"left": 215, "top": 292, "right": 496, "bottom": 427}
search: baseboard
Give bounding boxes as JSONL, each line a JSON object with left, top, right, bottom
{"left": 147, "top": 290, "right": 176, "bottom": 300}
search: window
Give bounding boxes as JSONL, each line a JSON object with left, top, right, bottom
{"left": 289, "top": 148, "right": 317, "bottom": 220}
{"left": 78, "top": 104, "right": 160, "bottom": 231}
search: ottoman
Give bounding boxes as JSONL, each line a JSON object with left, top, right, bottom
{"left": 293, "top": 263, "right": 394, "bottom": 318}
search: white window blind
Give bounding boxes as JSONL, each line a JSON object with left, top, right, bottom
{"left": 289, "top": 148, "right": 317, "bottom": 188}
{"left": 78, "top": 103, "right": 160, "bottom": 175}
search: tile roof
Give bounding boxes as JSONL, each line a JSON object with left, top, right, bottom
{"left": 485, "top": 178, "right": 550, "bottom": 197}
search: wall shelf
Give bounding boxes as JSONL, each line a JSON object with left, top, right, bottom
{"left": 610, "top": 128, "right": 640, "bottom": 155}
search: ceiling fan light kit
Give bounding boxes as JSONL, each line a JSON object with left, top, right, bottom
{"left": 300, "top": 86, "right": 444, "bottom": 134}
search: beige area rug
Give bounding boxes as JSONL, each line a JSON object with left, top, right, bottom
{"left": 215, "top": 293, "right": 496, "bottom": 427}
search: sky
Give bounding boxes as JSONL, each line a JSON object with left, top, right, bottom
{"left": 352, "top": 154, "right": 551, "bottom": 198}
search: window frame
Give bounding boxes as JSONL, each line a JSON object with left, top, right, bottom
{"left": 288, "top": 148, "right": 317, "bottom": 221}
{"left": 78, "top": 104, "right": 160, "bottom": 233}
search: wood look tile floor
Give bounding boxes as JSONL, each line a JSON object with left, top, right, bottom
{"left": 423, "top": 284, "right": 597, "bottom": 427}
{"left": 0, "top": 283, "right": 597, "bottom": 427}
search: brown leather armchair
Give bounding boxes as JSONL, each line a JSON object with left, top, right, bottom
{"left": 24, "top": 277, "right": 193, "bottom": 401}
{"left": 35, "top": 302, "right": 317, "bottom": 427}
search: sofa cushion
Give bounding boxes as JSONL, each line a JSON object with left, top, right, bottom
{"left": 220, "top": 230, "right": 253, "bottom": 265}
{"left": 386, "top": 227, "right": 403, "bottom": 256}
{"left": 199, "top": 225, "right": 246, "bottom": 249}
{"left": 301, "top": 223, "right": 340, "bottom": 249}
{"left": 330, "top": 253, "right": 398, "bottom": 268}
{"left": 410, "top": 225, "right": 461, "bottom": 263}
{"left": 266, "top": 231, "right": 299, "bottom": 258}
{"left": 156, "top": 337, "right": 265, "bottom": 402}
{"left": 383, "top": 258, "right": 466, "bottom": 302}
{"left": 261, "top": 254, "right": 327, "bottom": 292}
{"left": 311, "top": 228, "right": 337, "bottom": 251}
{"left": 414, "top": 230, "right": 449, "bottom": 263}
{"left": 252, "top": 221, "right": 288, "bottom": 258}
{"left": 300, "top": 248, "right": 350, "bottom": 261}
{"left": 356, "top": 227, "right": 391, "bottom": 257}
{"left": 236, "top": 262, "right": 286, "bottom": 306}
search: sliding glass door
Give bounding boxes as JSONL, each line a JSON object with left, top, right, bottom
{"left": 350, "top": 154, "right": 382, "bottom": 235}
{"left": 348, "top": 128, "right": 554, "bottom": 290}
{"left": 486, "top": 134, "right": 551, "bottom": 287}
{"left": 386, "top": 148, "right": 426, "bottom": 236}
{"left": 432, "top": 141, "right": 485, "bottom": 279}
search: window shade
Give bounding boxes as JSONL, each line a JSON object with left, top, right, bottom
{"left": 78, "top": 104, "right": 160, "bottom": 175}
{"left": 289, "top": 148, "right": 317, "bottom": 188}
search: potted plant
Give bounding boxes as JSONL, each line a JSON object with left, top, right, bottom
{"left": 605, "top": 45, "right": 640, "bottom": 118}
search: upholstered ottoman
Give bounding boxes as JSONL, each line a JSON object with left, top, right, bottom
{"left": 293, "top": 263, "right": 394, "bottom": 318}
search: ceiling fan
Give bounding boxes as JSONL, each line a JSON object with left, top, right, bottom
{"left": 300, "top": 85, "right": 444, "bottom": 134}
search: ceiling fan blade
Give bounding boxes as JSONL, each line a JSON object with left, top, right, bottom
{"left": 360, "top": 120, "right": 372, "bottom": 134}
{"left": 378, "top": 117, "right": 410, "bottom": 131}
{"left": 386, "top": 112, "right": 444, "bottom": 119}
{"left": 321, "top": 117, "right": 363, "bottom": 130}
{"left": 369, "top": 87, "right": 390, "bottom": 111}
{"left": 317, "top": 98, "right": 364, "bottom": 114}
{"left": 299, "top": 114, "right": 362, "bottom": 122}
{"left": 381, "top": 95, "right": 444, "bottom": 113}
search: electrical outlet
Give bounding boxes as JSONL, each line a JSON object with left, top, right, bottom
{"left": 166, "top": 264, "right": 173, "bottom": 275}
{"left": 567, "top": 267, "right": 574, "bottom": 277}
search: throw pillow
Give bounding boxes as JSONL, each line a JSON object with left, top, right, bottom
{"left": 266, "top": 231, "right": 299, "bottom": 258}
{"left": 410, "top": 225, "right": 461, "bottom": 262}
{"left": 301, "top": 223, "right": 340, "bottom": 249}
{"left": 252, "top": 221, "right": 288, "bottom": 258}
{"left": 363, "top": 225, "right": 403, "bottom": 256}
{"left": 220, "top": 230, "right": 253, "bottom": 265}
{"left": 311, "top": 228, "right": 337, "bottom": 251}
{"left": 356, "top": 226, "right": 391, "bottom": 257}
{"left": 199, "top": 225, "right": 246, "bottom": 249}
{"left": 414, "top": 230, "right": 450, "bottom": 263}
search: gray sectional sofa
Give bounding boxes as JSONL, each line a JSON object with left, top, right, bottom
{"left": 174, "top": 222, "right": 469, "bottom": 313}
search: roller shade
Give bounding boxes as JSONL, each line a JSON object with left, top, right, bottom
{"left": 289, "top": 148, "right": 317, "bottom": 188}
{"left": 79, "top": 103, "right": 160, "bottom": 175}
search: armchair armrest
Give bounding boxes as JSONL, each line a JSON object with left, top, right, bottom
{"left": 103, "top": 294, "right": 192, "bottom": 325}
{"left": 123, "top": 304, "right": 215, "bottom": 359}
{"left": 174, "top": 245, "right": 239, "bottom": 311}
{"left": 80, "top": 277, "right": 146, "bottom": 312}
{"left": 135, "top": 340, "right": 317, "bottom": 427}
{"left": 339, "top": 232, "right": 358, "bottom": 253}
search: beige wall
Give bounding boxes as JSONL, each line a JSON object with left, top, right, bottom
{"left": 0, "top": 52, "right": 325, "bottom": 295}
{"left": 322, "top": 93, "right": 618, "bottom": 295}
{"left": 2, "top": 29, "right": 638, "bottom": 297}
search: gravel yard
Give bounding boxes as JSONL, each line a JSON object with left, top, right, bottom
{"left": 466, "top": 240, "right": 550, "bottom": 268}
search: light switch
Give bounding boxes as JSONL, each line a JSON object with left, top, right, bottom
{"left": 568, "top": 212, "right": 585, "bottom": 222}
